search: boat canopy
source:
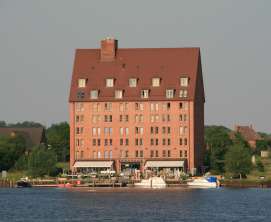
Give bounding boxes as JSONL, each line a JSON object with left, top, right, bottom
{"left": 145, "top": 160, "right": 184, "bottom": 168}
{"left": 73, "top": 161, "right": 113, "bottom": 168}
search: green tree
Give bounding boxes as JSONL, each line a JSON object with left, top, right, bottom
{"left": 225, "top": 144, "right": 252, "bottom": 179}
{"left": 28, "top": 146, "right": 57, "bottom": 177}
{"left": 46, "top": 122, "right": 69, "bottom": 162}
{"left": 8, "top": 121, "right": 44, "bottom": 128}
{"left": 204, "top": 126, "right": 232, "bottom": 173}
{"left": 0, "top": 121, "right": 7, "bottom": 127}
{"left": 0, "top": 135, "right": 26, "bottom": 171}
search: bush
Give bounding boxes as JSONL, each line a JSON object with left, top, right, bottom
{"left": 28, "top": 146, "right": 57, "bottom": 177}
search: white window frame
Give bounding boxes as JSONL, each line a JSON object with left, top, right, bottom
{"left": 129, "top": 78, "right": 137, "bottom": 87}
{"left": 78, "top": 79, "right": 87, "bottom": 88}
{"left": 106, "top": 78, "right": 114, "bottom": 87}
{"left": 166, "top": 89, "right": 174, "bottom": 99}
{"left": 141, "top": 90, "right": 149, "bottom": 99}
{"left": 180, "top": 77, "right": 189, "bottom": 87}
{"left": 115, "top": 90, "right": 123, "bottom": 99}
{"left": 90, "top": 90, "right": 98, "bottom": 99}
{"left": 179, "top": 89, "right": 188, "bottom": 98}
{"left": 152, "top": 78, "right": 160, "bottom": 87}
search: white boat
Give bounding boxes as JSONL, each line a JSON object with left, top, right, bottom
{"left": 134, "top": 176, "right": 167, "bottom": 188}
{"left": 187, "top": 176, "right": 218, "bottom": 188}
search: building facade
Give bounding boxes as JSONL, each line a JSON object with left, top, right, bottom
{"left": 69, "top": 38, "right": 205, "bottom": 174}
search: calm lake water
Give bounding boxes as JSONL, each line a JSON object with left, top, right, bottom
{"left": 0, "top": 187, "right": 271, "bottom": 222}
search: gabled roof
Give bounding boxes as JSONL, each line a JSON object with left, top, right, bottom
{"left": 0, "top": 127, "right": 46, "bottom": 148}
{"left": 230, "top": 125, "right": 262, "bottom": 142}
{"left": 69, "top": 46, "right": 204, "bottom": 102}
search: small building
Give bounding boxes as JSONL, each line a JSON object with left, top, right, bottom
{"left": 230, "top": 125, "right": 262, "bottom": 149}
{"left": 0, "top": 127, "right": 47, "bottom": 149}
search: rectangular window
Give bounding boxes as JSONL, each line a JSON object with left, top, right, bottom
{"left": 92, "top": 103, "right": 100, "bottom": 112}
{"left": 90, "top": 90, "right": 98, "bottom": 99}
{"left": 125, "top": 128, "right": 129, "bottom": 135}
{"left": 78, "top": 78, "right": 87, "bottom": 88}
{"left": 120, "top": 127, "right": 124, "bottom": 136}
{"left": 166, "top": 89, "right": 174, "bottom": 98}
{"left": 129, "top": 78, "right": 137, "bottom": 87}
{"left": 180, "top": 77, "right": 189, "bottom": 87}
{"left": 135, "top": 150, "right": 139, "bottom": 158}
{"left": 106, "top": 78, "right": 114, "bottom": 87}
{"left": 125, "top": 139, "right": 129, "bottom": 146}
{"left": 180, "top": 150, "right": 183, "bottom": 158}
{"left": 162, "top": 127, "right": 166, "bottom": 134}
{"left": 155, "top": 138, "right": 159, "bottom": 146}
{"left": 92, "top": 139, "right": 96, "bottom": 146}
{"left": 150, "top": 138, "right": 154, "bottom": 146}
{"left": 185, "top": 150, "right": 188, "bottom": 158}
{"left": 76, "top": 102, "right": 84, "bottom": 112}
{"left": 152, "top": 78, "right": 160, "bottom": 87}
{"left": 115, "top": 90, "right": 123, "bottom": 99}
{"left": 179, "top": 89, "right": 188, "bottom": 98}
{"left": 104, "top": 102, "right": 112, "bottom": 111}
{"left": 168, "top": 138, "right": 171, "bottom": 145}
{"left": 168, "top": 150, "right": 171, "bottom": 157}
{"left": 162, "top": 138, "right": 166, "bottom": 145}
{"left": 162, "top": 150, "right": 166, "bottom": 157}
{"left": 155, "top": 150, "right": 159, "bottom": 157}
{"left": 76, "top": 91, "right": 85, "bottom": 99}
{"left": 150, "top": 150, "right": 154, "bottom": 158}
{"left": 120, "top": 139, "right": 123, "bottom": 146}
{"left": 179, "top": 138, "right": 183, "bottom": 146}
{"left": 140, "top": 150, "right": 143, "bottom": 157}
{"left": 141, "top": 90, "right": 149, "bottom": 99}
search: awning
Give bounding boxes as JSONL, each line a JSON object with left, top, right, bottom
{"left": 73, "top": 161, "right": 113, "bottom": 168}
{"left": 145, "top": 161, "right": 184, "bottom": 168}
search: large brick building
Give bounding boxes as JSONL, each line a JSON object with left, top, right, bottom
{"left": 69, "top": 38, "right": 205, "bottom": 174}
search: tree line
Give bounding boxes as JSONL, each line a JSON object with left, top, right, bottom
{"left": 204, "top": 125, "right": 271, "bottom": 178}
{"left": 0, "top": 121, "right": 69, "bottom": 177}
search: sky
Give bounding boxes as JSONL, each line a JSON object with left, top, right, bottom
{"left": 0, "top": 0, "right": 270, "bottom": 132}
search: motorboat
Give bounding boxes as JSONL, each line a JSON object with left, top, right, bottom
{"left": 187, "top": 176, "right": 218, "bottom": 188}
{"left": 134, "top": 176, "right": 167, "bottom": 188}
{"left": 16, "top": 178, "right": 32, "bottom": 188}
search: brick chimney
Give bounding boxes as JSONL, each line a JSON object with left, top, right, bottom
{"left": 100, "top": 37, "right": 118, "bottom": 62}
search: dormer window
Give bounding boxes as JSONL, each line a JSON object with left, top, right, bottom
{"left": 179, "top": 89, "right": 188, "bottom": 98}
{"left": 129, "top": 78, "right": 137, "bottom": 87}
{"left": 90, "top": 90, "right": 99, "bottom": 99}
{"left": 141, "top": 90, "right": 149, "bottom": 99}
{"left": 106, "top": 78, "right": 114, "bottom": 87}
{"left": 115, "top": 90, "right": 123, "bottom": 99}
{"left": 180, "top": 77, "right": 189, "bottom": 87}
{"left": 78, "top": 78, "right": 87, "bottom": 88}
{"left": 166, "top": 89, "right": 174, "bottom": 98}
{"left": 152, "top": 78, "right": 161, "bottom": 87}
{"left": 77, "top": 91, "right": 85, "bottom": 99}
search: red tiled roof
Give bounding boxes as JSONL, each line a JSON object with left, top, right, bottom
{"left": 0, "top": 127, "right": 46, "bottom": 148}
{"left": 232, "top": 125, "right": 262, "bottom": 141}
{"left": 69, "top": 45, "right": 203, "bottom": 102}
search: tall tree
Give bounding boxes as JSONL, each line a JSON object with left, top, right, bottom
{"left": 225, "top": 144, "right": 252, "bottom": 179}
{"left": 205, "top": 126, "right": 232, "bottom": 173}
{"left": 0, "top": 135, "right": 26, "bottom": 171}
{"left": 27, "top": 145, "right": 57, "bottom": 177}
{"left": 46, "top": 122, "right": 70, "bottom": 162}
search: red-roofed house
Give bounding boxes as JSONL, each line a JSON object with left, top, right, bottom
{"left": 69, "top": 38, "right": 205, "bottom": 174}
{"left": 231, "top": 125, "right": 262, "bottom": 149}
